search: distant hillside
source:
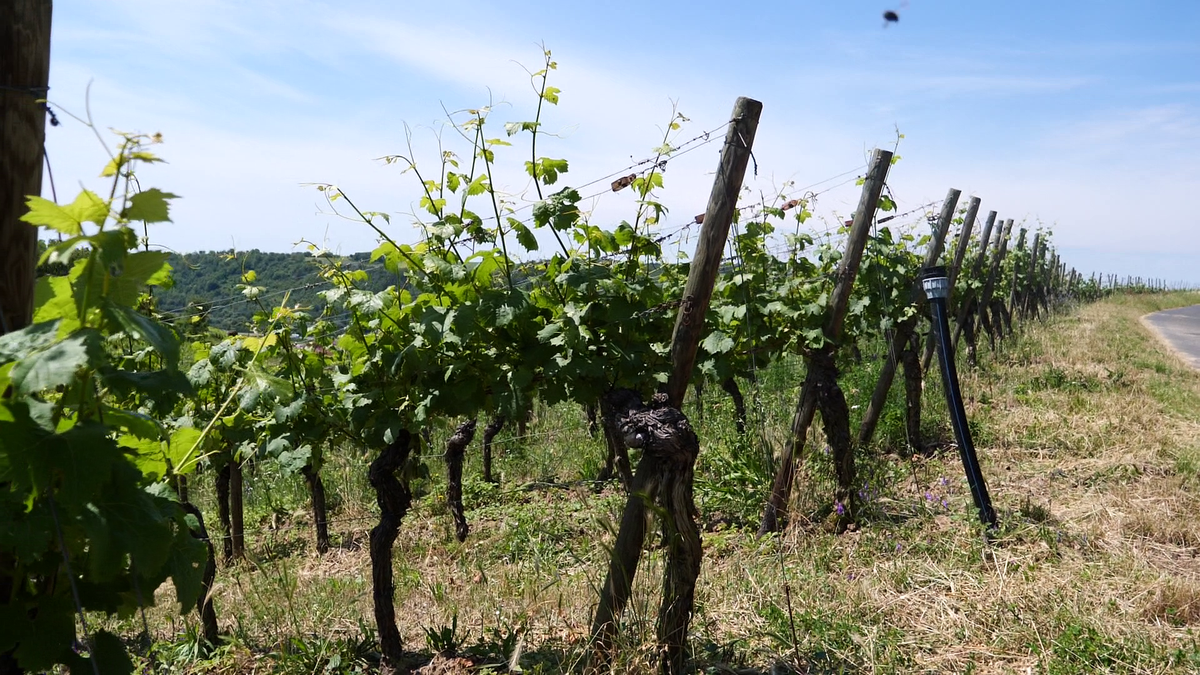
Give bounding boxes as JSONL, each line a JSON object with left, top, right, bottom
{"left": 156, "top": 250, "right": 397, "bottom": 331}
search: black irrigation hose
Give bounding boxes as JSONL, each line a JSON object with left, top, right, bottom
{"left": 921, "top": 266, "right": 997, "bottom": 528}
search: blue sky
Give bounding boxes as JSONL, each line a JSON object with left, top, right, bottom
{"left": 42, "top": 1, "right": 1200, "bottom": 284}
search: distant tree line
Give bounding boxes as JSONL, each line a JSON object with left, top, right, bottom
{"left": 156, "top": 250, "right": 397, "bottom": 330}
{"left": 35, "top": 243, "right": 397, "bottom": 331}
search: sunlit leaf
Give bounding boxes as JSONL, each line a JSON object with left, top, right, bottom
{"left": 20, "top": 191, "right": 109, "bottom": 235}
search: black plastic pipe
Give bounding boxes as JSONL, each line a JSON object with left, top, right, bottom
{"left": 920, "top": 266, "right": 997, "bottom": 527}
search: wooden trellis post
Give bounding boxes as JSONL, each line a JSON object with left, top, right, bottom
{"left": 591, "top": 96, "right": 762, "bottom": 675}
{"left": 947, "top": 210, "right": 998, "bottom": 364}
{"left": 856, "top": 188, "right": 961, "bottom": 451}
{"left": 1007, "top": 228, "right": 1028, "bottom": 321}
{"left": 920, "top": 198, "right": 981, "bottom": 372}
{"left": 758, "top": 147, "right": 893, "bottom": 535}
{"left": 0, "top": 0, "right": 51, "bottom": 336}
{"left": 975, "top": 219, "right": 1014, "bottom": 356}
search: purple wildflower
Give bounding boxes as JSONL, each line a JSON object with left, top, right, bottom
{"left": 835, "top": 501, "right": 845, "bottom": 516}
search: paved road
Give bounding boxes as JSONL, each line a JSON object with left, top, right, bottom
{"left": 1144, "top": 305, "right": 1200, "bottom": 369}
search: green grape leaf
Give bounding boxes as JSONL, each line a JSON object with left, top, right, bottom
{"left": 32, "top": 275, "right": 79, "bottom": 331}
{"left": 119, "top": 433, "right": 167, "bottom": 481}
{"left": 701, "top": 330, "right": 735, "bottom": 355}
{"left": 89, "top": 630, "right": 136, "bottom": 675}
{"left": 0, "top": 320, "right": 60, "bottom": 363}
{"left": 104, "top": 406, "right": 163, "bottom": 440}
{"left": 512, "top": 220, "right": 538, "bottom": 251}
{"left": 277, "top": 445, "right": 314, "bottom": 475}
{"left": 20, "top": 190, "right": 109, "bottom": 235}
{"left": 100, "top": 367, "right": 194, "bottom": 402}
{"left": 187, "top": 358, "right": 214, "bottom": 387}
{"left": 104, "top": 301, "right": 180, "bottom": 367}
{"left": 121, "top": 188, "right": 179, "bottom": 223}
{"left": 8, "top": 595, "right": 76, "bottom": 671}
{"left": 0, "top": 494, "right": 55, "bottom": 560}
{"left": 10, "top": 328, "right": 101, "bottom": 395}
{"left": 528, "top": 157, "right": 569, "bottom": 185}
{"left": 166, "top": 516, "right": 208, "bottom": 611}
{"left": 167, "top": 427, "right": 204, "bottom": 472}
{"left": 465, "top": 175, "right": 489, "bottom": 197}
{"left": 121, "top": 250, "right": 174, "bottom": 289}
{"left": 58, "top": 424, "right": 128, "bottom": 506}
{"left": 274, "top": 395, "right": 304, "bottom": 423}
{"left": 72, "top": 247, "right": 171, "bottom": 312}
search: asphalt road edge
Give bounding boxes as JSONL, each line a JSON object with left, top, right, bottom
{"left": 1140, "top": 312, "right": 1200, "bottom": 371}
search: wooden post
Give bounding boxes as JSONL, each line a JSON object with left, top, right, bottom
{"left": 664, "top": 96, "right": 762, "bottom": 409}
{"left": 592, "top": 96, "right": 761, "bottom": 675}
{"left": 1037, "top": 245, "right": 1052, "bottom": 314}
{"left": 948, "top": 197, "right": 981, "bottom": 289}
{"left": 1023, "top": 232, "right": 1042, "bottom": 319}
{"left": 947, "top": 210, "right": 998, "bottom": 360}
{"left": 758, "top": 148, "right": 892, "bottom": 535}
{"left": 1007, "top": 228, "right": 1028, "bottom": 319}
{"left": 823, "top": 152, "right": 893, "bottom": 343}
{"left": 856, "top": 188, "right": 961, "bottom": 450}
{"left": 921, "top": 198, "right": 980, "bottom": 373}
{"left": 0, "top": 0, "right": 51, "bottom": 335}
{"left": 975, "top": 219, "right": 1014, "bottom": 354}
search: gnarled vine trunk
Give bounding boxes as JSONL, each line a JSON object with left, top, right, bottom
{"left": 301, "top": 464, "right": 331, "bottom": 554}
{"left": 962, "top": 307, "right": 980, "bottom": 368}
{"left": 596, "top": 395, "right": 634, "bottom": 489}
{"left": 811, "top": 352, "right": 856, "bottom": 530}
{"left": 482, "top": 416, "right": 505, "bottom": 484}
{"left": 229, "top": 460, "right": 245, "bottom": 561}
{"left": 993, "top": 297, "right": 1013, "bottom": 337}
{"left": 760, "top": 350, "right": 860, "bottom": 533}
{"left": 368, "top": 431, "right": 414, "bottom": 671}
{"left": 584, "top": 403, "right": 599, "bottom": 439}
{"left": 589, "top": 390, "right": 701, "bottom": 675}
{"left": 900, "top": 331, "right": 923, "bottom": 455}
{"left": 179, "top": 502, "right": 219, "bottom": 651}
{"left": 445, "top": 419, "right": 477, "bottom": 543}
{"left": 720, "top": 377, "right": 747, "bottom": 436}
{"left": 176, "top": 474, "right": 189, "bottom": 504}
{"left": 215, "top": 464, "right": 233, "bottom": 565}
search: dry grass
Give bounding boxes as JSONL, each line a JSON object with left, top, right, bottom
{"left": 113, "top": 292, "right": 1200, "bottom": 673}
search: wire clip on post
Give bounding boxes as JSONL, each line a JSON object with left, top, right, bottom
{"left": 921, "top": 265, "right": 997, "bottom": 528}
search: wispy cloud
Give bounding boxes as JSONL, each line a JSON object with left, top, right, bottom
{"left": 1142, "top": 82, "right": 1200, "bottom": 95}
{"left": 1041, "top": 104, "right": 1200, "bottom": 149}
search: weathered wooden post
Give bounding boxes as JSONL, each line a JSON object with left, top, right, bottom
{"left": 1022, "top": 232, "right": 1043, "bottom": 319}
{"left": 919, "top": 198, "right": 980, "bottom": 372}
{"left": 591, "top": 96, "right": 761, "bottom": 675}
{"left": 856, "top": 188, "right": 961, "bottom": 451}
{"left": 947, "top": 210, "right": 998, "bottom": 362}
{"left": 3, "top": 5, "right": 52, "bottom": 656}
{"left": 1007, "top": 228, "right": 1028, "bottom": 322}
{"left": 974, "top": 219, "right": 1014, "bottom": 357}
{"left": 664, "top": 98, "right": 762, "bottom": 409}
{"left": 0, "top": 0, "right": 51, "bottom": 335}
{"left": 758, "top": 148, "right": 893, "bottom": 535}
